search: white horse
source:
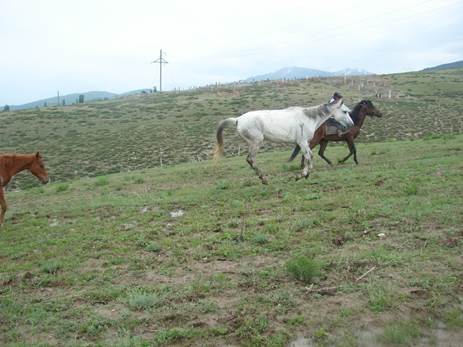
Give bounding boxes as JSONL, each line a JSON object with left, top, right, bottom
{"left": 214, "top": 97, "right": 353, "bottom": 184}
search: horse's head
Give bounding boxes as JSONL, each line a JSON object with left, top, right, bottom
{"left": 29, "top": 152, "right": 50, "bottom": 184}
{"left": 360, "top": 100, "right": 382, "bottom": 117}
{"left": 327, "top": 96, "right": 354, "bottom": 128}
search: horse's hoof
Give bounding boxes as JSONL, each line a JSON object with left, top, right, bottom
{"left": 260, "top": 177, "right": 269, "bottom": 185}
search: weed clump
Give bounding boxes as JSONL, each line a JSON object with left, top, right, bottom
{"left": 145, "top": 242, "right": 161, "bottom": 253}
{"left": 286, "top": 256, "right": 321, "bottom": 284}
{"left": 127, "top": 289, "right": 158, "bottom": 311}
{"left": 55, "top": 183, "right": 69, "bottom": 192}
{"left": 95, "top": 176, "right": 109, "bottom": 187}
{"left": 40, "top": 260, "right": 62, "bottom": 274}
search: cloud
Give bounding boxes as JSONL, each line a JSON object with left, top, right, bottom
{"left": 0, "top": 0, "right": 462, "bottom": 104}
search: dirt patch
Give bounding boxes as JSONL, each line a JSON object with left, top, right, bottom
{"left": 79, "top": 258, "right": 105, "bottom": 273}
{"left": 94, "top": 303, "right": 127, "bottom": 320}
{"left": 431, "top": 321, "right": 463, "bottom": 347}
{"left": 121, "top": 255, "right": 281, "bottom": 287}
{"left": 143, "top": 269, "right": 196, "bottom": 285}
{"left": 289, "top": 336, "right": 315, "bottom": 347}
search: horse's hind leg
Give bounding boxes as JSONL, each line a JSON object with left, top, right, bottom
{"left": 0, "top": 188, "right": 6, "bottom": 226}
{"left": 318, "top": 140, "right": 332, "bottom": 166}
{"left": 246, "top": 141, "right": 268, "bottom": 184}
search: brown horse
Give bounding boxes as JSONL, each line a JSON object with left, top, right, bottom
{"left": 289, "top": 100, "right": 382, "bottom": 166}
{"left": 0, "top": 152, "right": 49, "bottom": 225}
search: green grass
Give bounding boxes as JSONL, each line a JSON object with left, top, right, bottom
{"left": 1, "top": 86, "right": 463, "bottom": 346}
{"left": 1, "top": 69, "right": 463, "bottom": 189}
{"left": 0, "top": 135, "right": 461, "bottom": 346}
{"left": 378, "top": 320, "right": 422, "bottom": 345}
{"left": 126, "top": 289, "right": 159, "bottom": 311}
{"left": 286, "top": 256, "right": 321, "bottom": 284}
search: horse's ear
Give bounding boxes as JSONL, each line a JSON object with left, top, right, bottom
{"left": 328, "top": 93, "right": 343, "bottom": 107}
{"left": 331, "top": 97, "right": 343, "bottom": 108}
{"left": 36, "top": 152, "right": 41, "bottom": 158}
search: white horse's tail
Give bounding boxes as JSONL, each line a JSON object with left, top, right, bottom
{"left": 213, "top": 117, "right": 237, "bottom": 159}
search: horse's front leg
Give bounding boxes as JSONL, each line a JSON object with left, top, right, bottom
{"left": 352, "top": 143, "right": 358, "bottom": 164}
{"left": 0, "top": 188, "right": 6, "bottom": 226}
{"left": 296, "top": 141, "right": 313, "bottom": 181}
{"left": 339, "top": 140, "right": 355, "bottom": 164}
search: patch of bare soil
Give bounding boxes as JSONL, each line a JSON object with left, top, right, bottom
{"left": 15, "top": 326, "right": 59, "bottom": 347}
{"left": 430, "top": 322, "right": 463, "bottom": 347}
{"left": 121, "top": 255, "right": 281, "bottom": 287}
{"left": 78, "top": 258, "right": 106, "bottom": 273}
{"left": 93, "top": 303, "right": 127, "bottom": 320}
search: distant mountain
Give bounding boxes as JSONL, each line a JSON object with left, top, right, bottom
{"left": 245, "top": 66, "right": 371, "bottom": 82}
{"left": 119, "top": 88, "right": 153, "bottom": 97}
{"left": 8, "top": 89, "right": 153, "bottom": 111}
{"left": 334, "top": 68, "right": 371, "bottom": 76}
{"left": 422, "top": 60, "right": 463, "bottom": 72}
{"left": 245, "top": 67, "right": 332, "bottom": 81}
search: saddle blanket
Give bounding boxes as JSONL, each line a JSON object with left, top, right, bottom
{"left": 325, "top": 118, "right": 350, "bottom": 136}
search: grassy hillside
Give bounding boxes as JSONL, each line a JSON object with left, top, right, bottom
{"left": 0, "top": 134, "right": 462, "bottom": 346}
{"left": 0, "top": 69, "right": 462, "bottom": 188}
{"left": 423, "top": 60, "right": 463, "bottom": 71}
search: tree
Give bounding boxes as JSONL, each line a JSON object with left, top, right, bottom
{"left": 3, "top": 104, "right": 10, "bottom": 112}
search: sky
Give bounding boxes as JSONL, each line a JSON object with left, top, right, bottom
{"left": 1, "top": 0, "right": 462, "bottom": 105}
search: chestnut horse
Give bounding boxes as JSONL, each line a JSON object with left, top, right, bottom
{"left": 288, "top": 100, "right": 382, "bottom": 166}
{"left": 0, "top": 152, "right": 49, "bottom": 225}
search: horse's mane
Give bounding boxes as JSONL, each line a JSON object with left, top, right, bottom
{"left": 0, "top": 154, "right": 35, "bottom": 167}
{"left": 303, "top": 104, "right": 327, "bottom": 119}
{"left": 350, "top": 101, "right": 370, "bottom": 125}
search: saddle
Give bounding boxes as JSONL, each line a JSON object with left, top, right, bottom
{"left": 325, "top": 117, "right": 349, "bottom": 136}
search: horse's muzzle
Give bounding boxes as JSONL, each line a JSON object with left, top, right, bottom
{"left": 41, "top": 177, "right": 50, "bottom": 184}
{"left": 341, "top": 114, "right": 354, "bottom": 129}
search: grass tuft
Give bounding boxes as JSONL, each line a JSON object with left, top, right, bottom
{"left": 40, "top": 260, "right": 62, "bottom": 274}
{"left": 286, "top": 256, "right": 321, "bottom": 284}
{"left": 378, "top": 320, "right": 421, "bottom": 345}
{"left": 126, "top": 289, "right": 158, "bottom": 311}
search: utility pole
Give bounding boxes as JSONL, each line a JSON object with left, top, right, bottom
{"left": 151, "top": 49, "right": 168, "bottom": 92}
{"left": 57, "top": 91, "right": 60, "bottom": 106}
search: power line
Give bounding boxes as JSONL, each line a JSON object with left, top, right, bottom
{"left": 302, "top": 0, "right": 462, "bottom": 45}
{"left": 151, "top": 49, "right": 168, "bottom": 92}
